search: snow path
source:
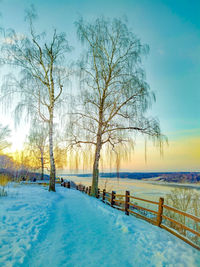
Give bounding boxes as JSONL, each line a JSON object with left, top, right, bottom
{"left": 24, "top": 188, "right": 136, "bottom": 267}
{"left": 0, "top": 184, "right": 200, "bottom": 267}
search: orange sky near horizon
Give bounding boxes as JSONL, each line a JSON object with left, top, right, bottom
{"left": 122, "top": 133, "right": 200, "bottom": 172}
{"left": 61, "top": 129, "right": 200, "bottom": 173}
{"left": 3, "top": 125, "right": 199, "bottom": 172}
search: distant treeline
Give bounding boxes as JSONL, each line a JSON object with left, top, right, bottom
{"left": 0, "top": 168, "right": 50, "bottom": 181}
{"left": 0, "top": 154, "right": 50, "bottom": 181}
{"left": 63, "top": 172, "right": 200, "bottom": 183}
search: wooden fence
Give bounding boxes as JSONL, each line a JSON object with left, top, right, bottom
{"left": 62, "top": 182, "right": 200, "bottom": 250}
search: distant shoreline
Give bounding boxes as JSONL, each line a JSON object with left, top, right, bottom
{"left": 61, "top": 171, "right": 200, "bottom": 185}
{"left": 146, "top": 181, "right": 200, "bottom": 190}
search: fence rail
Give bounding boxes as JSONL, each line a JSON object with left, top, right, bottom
{"left": 62, "top": 182, "right": 200, "bottom": 250}
{"left": 163, "top": 204, "right": 200, "bottom": 222}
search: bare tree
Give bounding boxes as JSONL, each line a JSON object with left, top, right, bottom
{"left": 165, "top": 188, "right": 200, "bottom": 245}
{"left": 69, "top": 17, "right": 166, "bottom": 197}
{"left": 54, "top": 145, "right": 67, "bottom": 170}
{"left": 0, "top": 154, "right": 14, "bottom": 169}
{"left": 25, "top": 121, "right": 49, "bottom": 180}
{"left": 0, "top": 124, "right": 11, "bottom": 153}
{"left": 1, "top": 8, "right": 71, "bottom": 191}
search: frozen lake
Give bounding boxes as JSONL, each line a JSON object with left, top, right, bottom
{"left": 61, "top": 176, "right": 200, "bottom": 201}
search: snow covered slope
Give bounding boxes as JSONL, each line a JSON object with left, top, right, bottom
{"left": 0, "top": 184, "right": 199, "bottom": 267}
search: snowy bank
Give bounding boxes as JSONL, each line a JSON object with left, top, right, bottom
{"left": 0, "top": 184, "right": 199, "bottom": 267}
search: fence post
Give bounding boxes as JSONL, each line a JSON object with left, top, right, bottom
{"left": 125, "top": 190, "right": 130, "bottom": 215}
{"left": 67, "top": 182, "right": 70, "bottom": 189}
{"left": 157, "top": 197, "right": 164, "bottom": 227}
{"left": 102, "top": 189, "right": 106, "bottom": 202}
{"left": 111, "top": 191, "right": 116, "bottom": 207}
{"left": 83, "top": 186, "right": 85, "bottom": 193}
{"left": 85, "top": 187, "right": 88, "bottom": 194}
{"left": 88, "top": 186, "right": 91, "bottom": 195}
{"left": 97, "top": 188, "right": 100, "bottom": 198}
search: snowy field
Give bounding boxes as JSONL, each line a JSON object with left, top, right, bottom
{"left": 0, "top": 184, "right": 200, "bottom": 267}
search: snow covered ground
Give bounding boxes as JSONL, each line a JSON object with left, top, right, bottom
{"left": 0, "top": 184, "right": 199, "bottom": 267}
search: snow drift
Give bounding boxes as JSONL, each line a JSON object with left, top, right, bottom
{"left": 0, "top": 184, "right": 199, "bottom": 267}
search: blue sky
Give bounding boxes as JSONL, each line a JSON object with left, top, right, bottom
{"left": 0, "top": 0, "right": 199, "bottom": 170}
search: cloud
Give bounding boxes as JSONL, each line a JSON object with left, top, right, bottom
{"left": 2, "top": 33, "right": 26, "bottom": 45}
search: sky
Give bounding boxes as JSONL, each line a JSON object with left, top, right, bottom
{"left": 0, "top": 0, "right": 199, "bottom": 171}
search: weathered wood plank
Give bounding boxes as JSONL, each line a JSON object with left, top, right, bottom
{"left": 163, "top": 205, "right": 200, "bottom": 223}
{"left": 128, "top": 202, "right": 158, "bottom": 214}
{"left": 162, "top": 215, "right": 200, "bottom": 237}
{"left": 129, "top": 195, "right": 159, "bottom": 205}
{"left": 160, "top": 224, "right": 200, "bottom": 251}
{"left": 128, "top": 209, "right": 156, "bottom": 225}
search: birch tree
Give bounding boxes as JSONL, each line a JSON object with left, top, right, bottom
{"left": 71, "top": 17, "right": 166, "bottom": 197}
{"left": 26, "top": 122, "right": 49, "bottom": 180}
{"left": 2, "top": 9, "right": 71, "bottom": 191}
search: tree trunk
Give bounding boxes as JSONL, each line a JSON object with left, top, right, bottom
{"left": 91, "top": 133, "right": 102, "bottom": 197}
{"left": 40, "top": 150, "right": 44, "bottom": 180}
{"left": 48, "top": 114, "right": 56, "bottom": 192}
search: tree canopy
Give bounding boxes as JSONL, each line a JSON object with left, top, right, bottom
{"left": 68, "top": 17, "right": 166, "bottom": 196}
